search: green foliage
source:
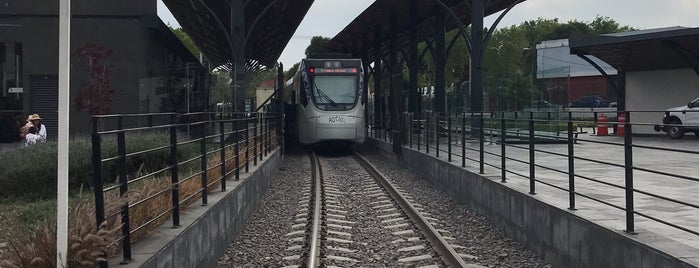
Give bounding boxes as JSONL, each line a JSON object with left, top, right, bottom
{"left": 0, "top": 132, "right": 200, "bottom": 200}
{"left": 169, "top": 25, "right": 200, "bottom": 57}
{"left": 305, "top": 36, "right": 332, "bottom": 57}
{"left": 480, "top": 16, "right": 635, "bottom": 111}
{"left": 285, "top": 62, "right": 300, "bottom": 79}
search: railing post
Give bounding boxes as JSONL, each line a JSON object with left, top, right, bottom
{"left": 235, "top": 114, "right": 241, "bottom": 180}
{"left": 219, "top": 117, "right": 226, "bottom": 190}
{"left": 593, "top": 111, "right": 598, "bottom": 135}
{"left": 479, "top": 112, "right": 485, "bottom": 174}
{"left": 529, "top": 112, "right": 536, "bottom": 194}
{"left": 426, "top": 112, "right": 430, "bottom": 154}
{"left": 91, "top": 118, "right": 107, "bottom": 268}
{"left": 254, "top": 114, "right": 258, "bottom": 166}
{"left": 500, "top": 112, "right": 506, "bottom": 183}
{"left": 568, "top": 114, "right": 576, "bottom": 210}
{"left": 436, "top": 113, "right": 440, "bottom": 158}
{"left": 245, "top": 115, "right": 250, "bottom": 173}
{"left": 417, "top": 113, "right": 421, "bottom": 151}
{"left": 169, "top": 114, "right": 180, "bottom": 227}
{"left": 409, "top": 113, "right": 413, "bottom": 148}
{"left": 461, "top": 113, "right": 466, "bottom": 167}
{"left": 448, "top": 113, "right": 452, "bottom": 162}
{"left": 624, "top": 111, "right": 635, "bottom": 234}
{"left": 116, "top": 117, "right": 132, "bottom": 263}
{"left": 201, "top": 122, "right": 208, "bottom": 205}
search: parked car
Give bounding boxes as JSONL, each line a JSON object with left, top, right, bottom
{"left": 569, "top": 95, "right": 615, "bottom": 108}
{"left": 653, "top": 97, "right": 699, "bottom": 139}
{"left": 527, "top": 99, "right": 560, "bottom": 110}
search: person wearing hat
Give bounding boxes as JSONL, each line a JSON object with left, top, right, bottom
{"left": 19, "top": 114, "right": 47, "bottom": 142}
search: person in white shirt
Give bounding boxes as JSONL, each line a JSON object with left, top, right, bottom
{"left": 20, "top": 114, "right": 47, "bottom": 142}
{"left": 25, "top": 126, "right": 40, "bottom": 146}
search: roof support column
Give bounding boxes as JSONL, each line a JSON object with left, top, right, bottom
{"left": 230, "top": 0, "right": 245, "bottom": 112}
{"left": 362, "top": 43, "right": 371, "bottom": 129}
{"left": 470, "top": 0, "right": 484, "bottom": 114}
{"left": 408, "top": 0, "right": 420, "bottom": 114}
{"left": 374, "top": 28, "right": 383, "bottom": 136}
{"left": 389, "top": 15, "right": 404, "bottom": 154}
{"left": 434, "top": 6, "right": 447, "bottom": 115}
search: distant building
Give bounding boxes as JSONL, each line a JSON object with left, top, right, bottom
{"left": 536, "top": 39, "right": 619, "bottom": 106}
{"left": 0, "top": 0, "right": 211, "bottom": 142}
{"left": 255, "top": 79, "right": 276, "bottom": 111}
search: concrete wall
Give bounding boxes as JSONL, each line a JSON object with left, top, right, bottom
{"left": 364, "top": 139, "right": 696, "bottom": 268}
{"left": 110, "top": 149, "right": 282, "bottom": 268}
{"left": 626, "top": 68, "right": 699, "bottom": 134}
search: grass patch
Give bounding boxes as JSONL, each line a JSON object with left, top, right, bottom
{"left": 0, "top": 133, "right": 279, "bottom": 267}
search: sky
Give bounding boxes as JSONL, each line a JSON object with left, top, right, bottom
{"left": 157, "top": 0, "right": 699, "bottom": 70}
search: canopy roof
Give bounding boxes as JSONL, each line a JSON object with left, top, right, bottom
{"left": 328, "top": 0, "right": 523, "bottom": 58}
{"left": 163, "top": 0, "right": 314, "bottom": 71}
{"left": 570, "top": 27, "right": 699, "bottom": 72}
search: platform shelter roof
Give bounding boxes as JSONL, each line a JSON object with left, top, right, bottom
{"left": 570, "top": 27, "right": 699, "bottom": 72}
{"left": 163, "top": 0, "right": 315, "bottom": 71}
{"left": 328, "top": 0, "right": 524, "bottom": 59}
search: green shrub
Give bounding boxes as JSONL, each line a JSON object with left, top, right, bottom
{"left": 0, "top": 131, "right": 200, "bottom": 199}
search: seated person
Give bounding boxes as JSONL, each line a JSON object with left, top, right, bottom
{"left": 25, "top": 126, "right": 40, "bottom": 146}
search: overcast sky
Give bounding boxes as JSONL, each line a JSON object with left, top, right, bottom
{"left": 157, "top": 0, "right": 699, "bottom": 70}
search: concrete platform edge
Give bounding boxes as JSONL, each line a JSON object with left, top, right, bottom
{"left": 362, "top": 138, "right": 696, "bottom": 268}
{"left": 108, "top": 149, "right": 282, "bottom": 268}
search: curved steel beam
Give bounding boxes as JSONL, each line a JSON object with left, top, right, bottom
{"left": 433, "top": 0, "right": 472, "bottom": 53}
{"left": 446, "top": 31, "right": 463, "bottom": 58}
{"left": 244, "top": 0, "right": 285, "bottom": 50}
{"left": 196, "top": 0, "right": 237, "bottom": 60}
{"left": 484, "top": 0, "right": 524, "bottom": 45}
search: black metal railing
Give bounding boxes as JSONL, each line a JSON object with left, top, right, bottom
{"left": 91, "top": 111, "right": 281, "bottom": 266}
{"left": 371, "top": 109, "right": 699, "bottom": 239}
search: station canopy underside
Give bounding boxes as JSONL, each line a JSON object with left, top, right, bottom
{"left": 328, "top": 0, "right": 523, "bottom": 59}
{"left": 570, "top": 27, "right": 699, "bottom": 72}
{"left": 163, "top": 0, "right": 314, "bottom": 71}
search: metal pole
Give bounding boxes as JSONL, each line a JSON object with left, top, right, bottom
{"left": 461, "top": 113, "right": 466, "bottom": 167}
{"left": 448, "top": 114, "right": 452, "bottom": 162}
{"left": 201, "top": 122, "right": 208, "bottom": 205}
{"left": 529, "top": 112, "right": 535, "bottom": 194}
{"left": 57, "top": 0, "right": 71, "bottom": 266}
{"left": 170, "top": 115, "right": 180, "bottom": 227}
{"left": 479, "top": 112, "right": 484, "bottom": 174}
{"left": 624, "top": 111, "right": 635, "bottom": 233}
{"left": 568, "top": 114, "right": 575, "bottom": 210}
{"left": 500, "top": 112, "right": 506, "bottom": 183}
{"left": 117, "top": 118, "right": 132, "bottom": 263}
{"left": 91, "top": 119, "right": 106, "bottom": 268}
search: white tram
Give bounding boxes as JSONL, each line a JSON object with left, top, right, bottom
{"left": 286, "top": 58, "right": 366, "bottom": 145}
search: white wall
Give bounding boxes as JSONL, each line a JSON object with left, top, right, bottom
{"left": 626, "top": 68, "right": 699, "bottom": 134}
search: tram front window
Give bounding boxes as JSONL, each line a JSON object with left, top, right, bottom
{"left": 312, "top": 75, "right": 357, "bottom": 106}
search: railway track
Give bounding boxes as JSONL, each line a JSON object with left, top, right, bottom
{"left": 281, "top": 149, "right": 482, "bottom": 267}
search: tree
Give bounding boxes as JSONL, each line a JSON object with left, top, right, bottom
{"left": 169, "top": 25, "right": 200, "bottom": 57}
{"left": 305, "top": 36, "right": 333, "bottom": 57}
{"left": 72, "top": 43, "right": 114, "bottom": 115}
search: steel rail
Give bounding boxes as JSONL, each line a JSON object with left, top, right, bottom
{"left": 352, "top": 150, "right": 469, "bottom": 268}
{"left": 307, "top": 151, "right": 322, "bottom": 267}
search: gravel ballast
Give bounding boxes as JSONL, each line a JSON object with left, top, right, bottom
{"left": 360, "top": 149, "right": 551, "bottom": 268}
{"left": 218, "top": 145, "right": 550, "bottom": 267}
{"left": 218, "top": 148, "right": 310, "bottom": 267}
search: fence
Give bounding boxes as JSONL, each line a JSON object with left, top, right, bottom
{"left": 371, "top": 110, "right": 699, "bottom": 239}
{"left": 91, "top": 111, "right": 281, "bottom": 266}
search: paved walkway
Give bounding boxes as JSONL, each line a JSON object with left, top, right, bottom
{"left": 370, "top": 128, "right": 699, "bottom": 266}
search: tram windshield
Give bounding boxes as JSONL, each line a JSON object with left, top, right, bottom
{"left": 312, "top": 75, "right": 357, "bottom": 105}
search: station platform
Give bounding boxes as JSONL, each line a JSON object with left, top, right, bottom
{"left": 367, "top": 129, "right": 699, "bottom": 267}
